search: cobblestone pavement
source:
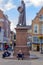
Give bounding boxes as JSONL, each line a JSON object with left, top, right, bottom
{"left": 0, "top": 51, "right": 43, "bottom": 65}
{"left": 30, "top": 51, "right": 43, "bottom": 65}
{"left": 30, "top": 51, "right": 43, "bottom": 60}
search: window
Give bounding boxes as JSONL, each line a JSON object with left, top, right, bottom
{"left": 40, "top": 39, "right": 43, "bottom": 43}
{"left": 39, "top": 15, "right": 43, "bottom": 21}
{"left": 0, "top": 18, "right": 4, "bottom": 22}
{"left": 33, "top": 37, "right": 39, "bottom": 43}
{"left": 33, "top": 24, "right": 38, "bottom": 34}
{"left": 33, "top": 37, "right": 43, "bottom": 43}
{"left": 40, "top": 24, "right": 43, "bottom": 34}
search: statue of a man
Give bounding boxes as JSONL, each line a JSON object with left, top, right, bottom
{"left": 17, "top": 0, "right": 26, "bottom": 26}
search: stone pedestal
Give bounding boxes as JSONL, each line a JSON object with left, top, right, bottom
{"left": 14, "top": 27, "right": 29, "bottom": 55}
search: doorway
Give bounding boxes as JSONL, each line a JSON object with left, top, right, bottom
{"left": 37, "top": 45, "right": 39, "bottom": 51}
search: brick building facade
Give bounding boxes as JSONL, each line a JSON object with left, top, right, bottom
{"left": 0, "top": 10, "right": 10, "bottom": 50}
{"left": 32, "top": 7, "right": 43, "bottom": 51}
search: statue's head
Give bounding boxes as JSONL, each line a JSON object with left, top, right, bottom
{"left": 17, "top": 6, "right": 23, "bottom": 13}
{"left": 21, "top": 0, "right": 24, "bottom": 3}
{"left": 21, "top": 0, "right": 24, "bottom": 4}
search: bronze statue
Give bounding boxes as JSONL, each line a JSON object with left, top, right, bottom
{"left": 17, "top": 0, "right": 26, "bottom": 26}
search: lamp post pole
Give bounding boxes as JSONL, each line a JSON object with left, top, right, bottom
{"left": 40, "top": 39, "right": 42, "bottom": 53}
{"left": 39, "top": 36, "right": 43, "bottom": 54}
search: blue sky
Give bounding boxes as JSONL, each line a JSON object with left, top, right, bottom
{"left": 0, "top": 0, "right": 43, "bottom": 32}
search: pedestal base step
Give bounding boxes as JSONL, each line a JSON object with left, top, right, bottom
{"left": 14, "top": 46, "right": 30, "bottom": 55}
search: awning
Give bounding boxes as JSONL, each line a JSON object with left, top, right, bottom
{"left": 38, "top": 35, "right": 43, "bottom": 39}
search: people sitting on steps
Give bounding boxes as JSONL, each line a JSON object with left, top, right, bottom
{"left": 17, "top": 50, "right": 24, "bottom": 60}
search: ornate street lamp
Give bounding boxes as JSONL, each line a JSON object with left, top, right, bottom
{"left": 38, "top": 36, "right": 43, "bottom": 54}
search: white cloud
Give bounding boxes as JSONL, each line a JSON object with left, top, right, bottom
{"left": 5, "top": 2, "right": 16, "bottom": 10}
{"left": 0, "top": 0, "right": 16, "bottom": 11}
{"left": 0, "top": 0, "right": 3, "bottom": 4}
{"left": 27, "top": 20, "right": 32, "bottom": 25}
{"left": 30, "top": 0, "right": 43, "bottom": 6}
{"left": 23, "top": 0, "right": 43, "bottom": 7}
{"left": 0, "top": 0, "right": 43, "bottom": 12}
{"left": 10, "top": 22, "right": 15, "bottom": 31}
{"left": 10, "top": 19, "right": 18, "bottom": 32}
